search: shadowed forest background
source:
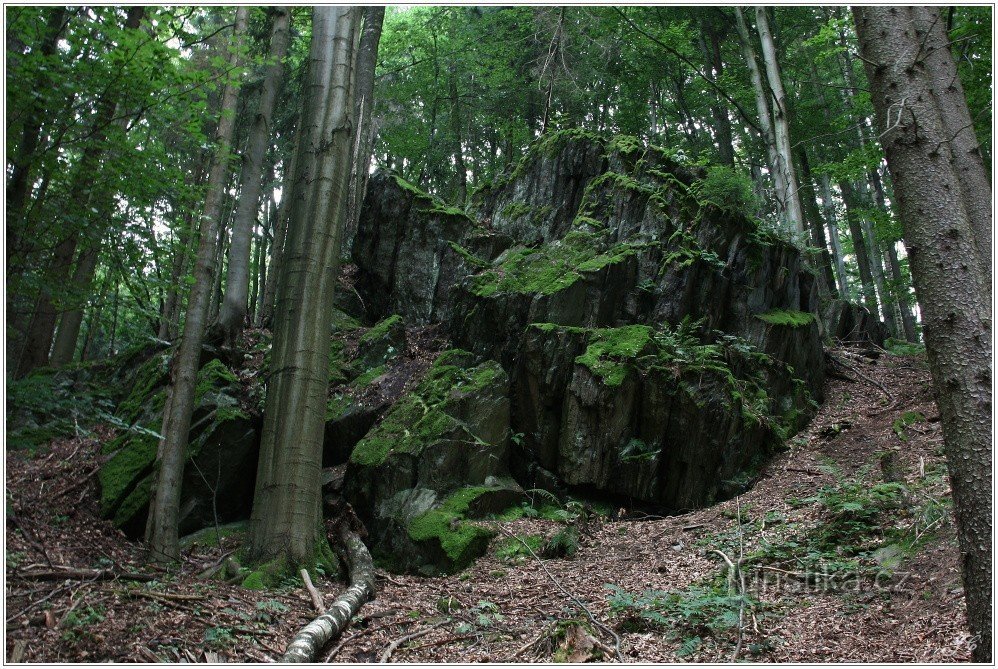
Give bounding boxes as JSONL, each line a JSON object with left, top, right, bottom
{"left": 5, "top": 5, "right": 992, "bottom": 664}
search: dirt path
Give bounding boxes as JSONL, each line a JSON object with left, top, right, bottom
{"left": 5, "top": 347, "right": 972, "bottom": 662}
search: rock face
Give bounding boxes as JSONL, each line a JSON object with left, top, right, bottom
{"left": 343, "top": 350, "right": 522, "bottom": 575}
{"left": 348, "top": 131, "right": 830, "bottom": 556}
{"left": 822, "top": 299, "right": 888, "bottom": 347}
{"left": 98, "top": 352, "right": 258, "bottom": 538}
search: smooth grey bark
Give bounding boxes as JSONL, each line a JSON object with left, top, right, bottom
{"left": 247, "top": 6, "right": 362, "bottom": 567}
{"left": 279, "top": 527, "right": 375, "bottom": 662}
{"left": 754, "top": 6, "right": 806, "bottom": 236}
{"left": 868, "top": 166, "right": 919, "bottom": 342}
{"left": 797, "top": 147, "right": 839, "bottom": 297}
{"left": 860, "top": 213, "right": 899, "bottom": 338}
{"left": 345, "top": 7, "right": 385, "bottom": 239}
{"left": 912, "top": 6, "right": 992, "bottom": 280}
{"left": 145, "top": 7, "right": 249, "bottom": 563}
{"left": 216, "top": 7, "right": 290, "bottom": 346}
{"left": 733, "top": 9, "right": 785, "bottom": 228}
{"left": 260, "top": 131, "right": 298, "bottom": 327}
{"left": 855, "top": 7, "right": 992, "bottom": 661}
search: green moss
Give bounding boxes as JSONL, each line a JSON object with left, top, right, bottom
{"left": 328, "top": 340, "right": 355, "bottom": 385}
{"left": 99, "top": 431, "right": 158, "bottom": 516}
{"left": 116, "top": 351, "right": 170, "bottom": 423}
{"left": 607, "top": 134, "right": 644, "bottom": 156}
{"left": 241, "top": 571, "right": 267, "bottom": 590}
{"left": 349, "top": 352, "right": 502, "bottom": 467}
{"left": 500, "top": 202, "right": 534, "bottom": 220}
{"left": 360, "top": 315, "right": 403, "bottom": 345}
{"left": 416, "top": 204, "right": 474, "bottom": 222}
{"left": 407, "top": 486, "right": 497, "bottom": 569}
{"left": 755, "top": 309, "right": 816, "bottom": 328}
{"left": 575, "top": 325, "right": 655, "bottom": 387}
{"left": 393, "top": 174, "right": 435, "bottom": 201}
{"left": 448, "top": 242, "right": 489, "bottom": 268}
{"left": 471, "top": 232, "right": 638, "bottom": 297}
{"left": 331, "top": 308, "right": 362, "bottom": 332}
{"left": 352, "top": 365, "right": 387, "bottom": 387}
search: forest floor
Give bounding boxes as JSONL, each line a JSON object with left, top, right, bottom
{"left": 5, "top": 345, "right": 973, "bottom": 663}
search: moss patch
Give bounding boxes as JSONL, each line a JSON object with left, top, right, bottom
{"left": 575, "top": 325, "right": 655, "bottom": 387}
{"left": 359, "top": 315, "right": 403, "bottom": 345}
{"left": 471, "top": 232, "right": 638, "bottom": 298}
{"left": 448, "top": 242, "right": 490, "bottom": 268}
{"left": 407, "top": 486, "right": 498, "bottom": 570}
{"left": 349, "top": 351, "right": 503, "bottom": 467}
{"left": 755, "top": 309, "right": 816, "bottom": 328}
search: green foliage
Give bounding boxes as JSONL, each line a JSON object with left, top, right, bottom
{"left": 407, "top": 487, "right": 497, "bottom": 570}
{"left": 495, "top": 534, "right": 544, "bottom": 562}
{"left": 690, "top": 166, "right": 759, "bottom": 213}
{"left": 61, "top": 604, "right": 107, "bottom": 641}
{"left": 204, "top": 626, "right": 235, "bottom": 648}
{"left": 606, "top": 581, "right": 751, "bottom": 640}
{"left": 754, "top": 309, "right": 816, "bottom": 328}
{"left": 885, "top": 338, "right": 925, "bottom": 357}
{"left": 541, "top": 526, "right": 580, "bottom": 559}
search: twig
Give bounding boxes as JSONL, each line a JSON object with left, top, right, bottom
{"left": 300, "top": 568, "right": 324, "bottom": 614}
{"left": 507, "top": 623, "right": 555, "bottom": 661}
{"left": 323, "top": 619, "right": 414, "bottom": 662}
{"left": 379, "top": 619, "right": 449, "bottom": 663}
{"left": 126, "top": 589, "right": 207, "bottom": 602}
{"left": 15, "top": 566, "right": 155, "bottom": 582}
{"left": 826, "top": 352, "right": 893, "bottom": 401}
{"left": 494, "top": 525, "right": 624, "bottom": 662}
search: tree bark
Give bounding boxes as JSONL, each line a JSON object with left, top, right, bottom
{"left": 216, "top": 7, "right": 290, "bottom": 347}
{"left": 818, "top": 171, "right": 850, "bottom": 299}
{"left": 247, "top": 6, "right": 362, "bottom": 567}
{"left": 796, "top": 147, "right": 838, "bottom": 297}
{"left": 49, "top": 246, "right": 99, "bottom": 366}
{"left": 855, "top": 8, "right": 992, "bottom": 661}
{"left": 754, "top": 6, "right": 807, "bottom": 236}
{"left": 145, "top": 7, "right": 249, "bottom": 563}
{"left": 448, "top": 65, "right": 468, "bottom": 205}
{"left": 279, "top": 527, "right": 375, "bottom": 662}
{"left": 869, "top": 166, "right": 919, "bottom": 342}
{"left": 260, "top": 131, "right": 299, "bottom": 327}
{"left": 699, "top": 22, "right": 735, "bottom": 167}
{"left": 838, "top": 179, "right": 882, "bottom": 319}
{"left": 911, "top": 6, "right": 992, "bottom": 280}
{"left": 345, "top": 7, "right": 385, "bottom": 239}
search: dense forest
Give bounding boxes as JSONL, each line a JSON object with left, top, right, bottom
{"left": 5, "top": 5, "right": 992, "bottom": 663}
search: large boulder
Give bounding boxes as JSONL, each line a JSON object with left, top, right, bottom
{"left": 98, "top": 354, "right": 258, "bottom": 537}
{"left": 343, "top": 350, "right": 522, "bottom": 574}
{"left": 511, "top": 323, "right": 810, "bottom": 509}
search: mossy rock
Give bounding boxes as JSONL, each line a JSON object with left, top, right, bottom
{"left": 99, "top": 357, "right": 257, "bottom": 537}
{"left": 356, "top": 315, "right": 406, "bottom": 369}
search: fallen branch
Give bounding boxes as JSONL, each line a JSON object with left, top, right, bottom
{"left": 300, "top": 568, "right": 324, "bottom": 614}
{"left": 379, "top": 619, "right": 450, "bottom": 663}
{"left": 15, "top": 567, "right": 155, "bottom": 582}
{"left": 826, "top": 352, "right": 893, "bottom": 401}
{"left": 279, "top": 527, "right": 375, "bottom": 663}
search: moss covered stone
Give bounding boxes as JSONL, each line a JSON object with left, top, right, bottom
{"left": 470, "top": 232, "right": 638, "bottom": 298}
{"left": 349, "top": 351, "right": 504, "bottom": 467}
{"left": 407, "top": 486, "right": 498, "bottom": 571}
{"left": 575, "top": 325, "right": 655, "bottom": 387}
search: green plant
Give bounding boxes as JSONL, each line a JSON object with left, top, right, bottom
{"left": 61, "top": 605, "right": 106, "bottom": 642}
{"left": 541, "top": 526, "right": 579, "bottom": 559}
{"left": 204, "top": 626, "right": 234, "bottom": 647}
{"left": 455, "top": 600, "right": 504, "bottom": 633}
{"left": 892, "top": 410, "right": 926, "bottom": 442}
{"left": 606, "top": 581, "right": 752, "bottom": 640}
{"left": 689, "top": 165, "right": 759, "bottom": 213}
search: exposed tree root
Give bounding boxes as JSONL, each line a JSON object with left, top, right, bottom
{"left": 279, "top": 526, "right": 375, "bottom": 663}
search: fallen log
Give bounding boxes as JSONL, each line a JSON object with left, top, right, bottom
{"left": 15, "top": 567, "right": 155, "bottom": 582}
{"left": 280, "top": 527, "right": 375, "bottom": 663}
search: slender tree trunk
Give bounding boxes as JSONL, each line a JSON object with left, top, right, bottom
{"left": 838, "top": 180, "right": 882, "bottom": 319}
{"left": 699, "top": 24, "right": 735, "bottom": 167}
{"left": 796, "top": 147, "right": 838, "bottom": 297}
{"left": 733, "top": 9, "right": 786, "bottom": 226}
{"left": 819, "top": 171, "right": 850, "bottom": 298}
{"left": 855, "top": 9, "right": 992, "bottom": 660}
{"left": 49, "top": 247, "right": 100, "bottom": 366}
{"left": 754, "top": 6, "right": 806, "bottom": 236}
{"left": 14, "top": 6, "right": 144, "bottom": 378}
{"left": 6, "top": 7, "right": 67, "bottom": 240}
{"left": 448, "top": 66, "right": 468, "bottom": 205}
{"left": 868, "top": 167, "right": 919, "bottom": 341}
{"left": 253, "top": 195, "right": 271, "bottom": 327}
{"left": 216, "top": 8, "right": 290, "bottom": 347}
{"left": 860, "top": 212, "right": 900, "bottom": 338}
{"left": 247, "top": 6, "right": 363, "bottom": 568}
{"left": 260, "top": 133, "right": 299, "bottom": 327}
{"left": 145, "top": 7, "right": 249, "bottom": 564}
{"left": 911, "top": 7, "right": 992, "bottom": 280}
{"left": 345, "top": 7, "right": 385, "bottom": 238}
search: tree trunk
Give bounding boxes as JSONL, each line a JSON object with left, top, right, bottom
{"left": 260, "top": 133, "right": 299, "bottom": 327}
{"left": 755, "top": 6, "right": 806, "bottom": 236}
{"left": 145, "top": 6, "right": 249, "bottom": 563}
{"left": 247, "top": 6, "right": 363, "bottom": 568}
{"left": 448, "top": 66, "right": 468, "bottom": 205}
{"left": 345, "top": 7, "right": 385, "bottom": 239}
{"left": 49, "top": 247, "right": 100, "bottom": 366}
{"left": 911, "top": 7, "right": 992, "bottom": 280}
{"left": 796, "top": 146, "right": 838, "bottom": 297}
{"left": 869, "top": 167, "right": 919, "bottom": 342}
{"left": 733, "top": 9, "right": 786, "bottom": 227}
{"left": 838, "top": 179, "right": 882, "bottom": 319}
{"left": 699, "top": 23, "right": 735, "bottom": 167}
{"left": 14, "top": 6, "right": 145, "bottom": 379}
{"left": 855, "top": 8, "right": 992, "bottom": 661}
{"left": 860, "top": 212, "right": 900, "bottom": 338}
{"left": 216, "top": 7, "right": 290, "bottom": 347}
{"left": 818, "top": 171, "right": 850, "bottom": 299}
{"left": 6, "top": 7, "right": 67, "bottom": 242}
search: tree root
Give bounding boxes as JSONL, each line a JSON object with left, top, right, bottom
{"left": 279, "top": 526, "right": 375, "bottom": 663}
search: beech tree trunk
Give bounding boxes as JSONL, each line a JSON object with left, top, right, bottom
{"left": 216, "top": 7, "right": 290, "bottom": 347}
{"left": 867, "top": 166, "right": 919, "bottom": 342}
{"left": 345, "top": 7, "right": 385, "bottom": 238}
{"left": 247, "top": 6, "right": 363, "bottom": 567}
{"left": 145, "top": 7, "right": 249, "bottom": 563}
{"left": 855, "top": 7, "right": 992, "bottom": 661}
{"left": 796, "top": 147, "right": 838, "bottom": 297}
{"left": 754, "top": 6, "right": 806, "bottom": 236}
{"left": 699, "top": 22, "right": 735, "bottom": 167}
{"left": 838, "top": 179, "right": 882, "bottom": 319}
{"left": 818, "top": 171, "right": 851, "bottom": 298}
{"left": 49, "top": 246, "right": 99, "bottom": 366}
{"left": 260, "top": 132, "right": 299, "bottom": 327}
